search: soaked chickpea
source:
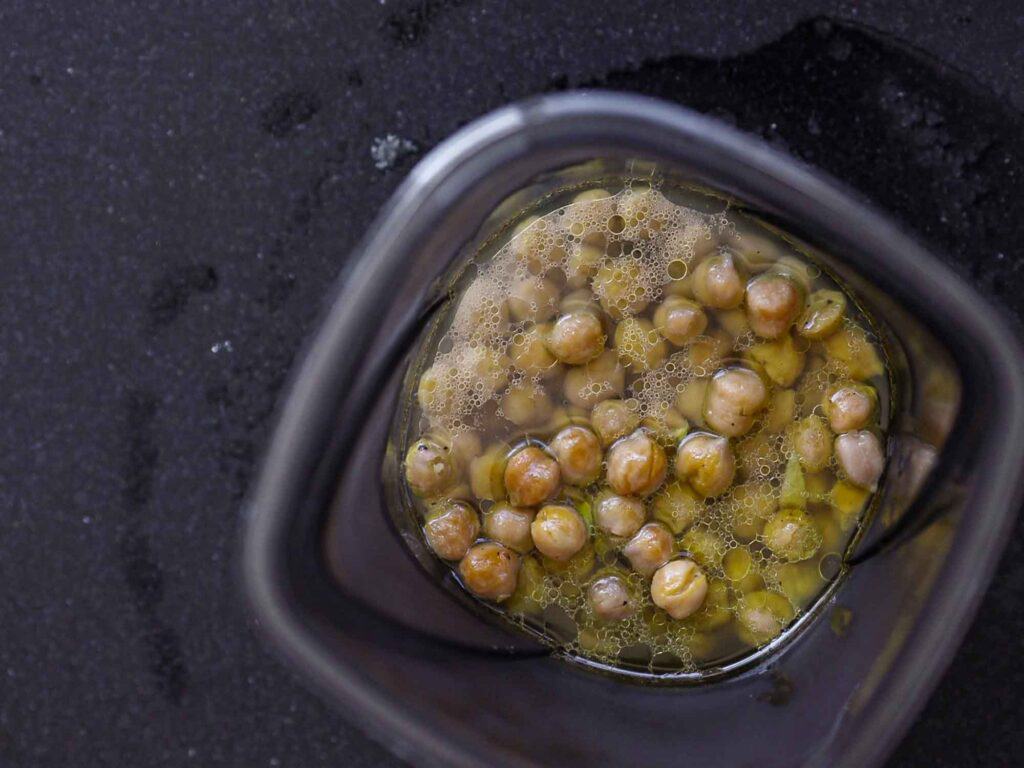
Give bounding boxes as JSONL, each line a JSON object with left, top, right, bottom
{"left": 591, "top": 399, "right": 640, "bottom": 447}
{"left": 531, "top": 504, "right": 589, "bottom": 561}
{"left": 703, "top": 367, "right": 768, "bottom": 438}
{"left": 745, "top": 273, "right": 803, "bottom": 339}
{"left": 483, "top": 502, "right": 535, "bottom": 554}
{"left": 459, "top": 542, "right": 521, "bottom": 602}
{"left": 501, "top": 382, "right": 553, "bottom": 426}
{"left": 623, "top": 522, "right": 674, "bottom": 576}
{"left": 606, "top": 431, "right": 668, "bottom": 497}
{"left": 404, "top": 438, "right": 457, "bottom": 497}
{"left": 424, "top": 500, "right": 480, "bottom": 560}
{"left": 825, "top": 383, "right": 876, "bottom": 433}
{"left": 549, "top": 425, "right": 603, "bottom": 485}
{"left": 594, "top": 490, "right": 646, "bottom": 537}
{"left": 692, "top": 252, "right": 744, "bottom": 309}
{"left": 791, "top": 415, "right": 833, "bottom": 472}
{"left": 589, "top": 575, "right": 635, "bottom": 621}
{"left": 835, "top": 431, "right": 885, "bottom": 490}
{"left": 651, "top": 559, "right": 708, "bottom": 620}
{"left": 675, "top": 432, "right": 736, "bottom": 498}
{"left": 546, "top": 309, "right": 606, "bottom": 364}
{"left": 653, "top": 296, "right": 708, "bottom": 346}
{"left": 509, "top": 325, "right": 559, "bottom": 378}
{"left": 562, "top": 349, "right": 626, "bottom": 409}
{"left": 762, "top": 508, "right": 822, "bottom": 562}
{"left": 508, "top": 276, "right": 559, "bottom": 322}
{"left": 401, "top": 184, "right": 891, "bottom": 674}
{"left": 504, "top": 445, "right": 561, "bottom": 506}
{"left": 614, "top": 317, "right": 668, "bottom": 372}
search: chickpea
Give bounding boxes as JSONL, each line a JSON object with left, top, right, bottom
{"left": 566, "top": 242, "right": 604, "bottom": 288}
{"left": 591, "top": 399, "right": 640, "bottom": 447}
{"left": 504, "top": 445, "right": 561, "bottom": 506}
{"left": 606, "top": 431, "right": 668, "bottom": 497}
{"left": 674, "top": 432, "right": 736, "bottom": 498}
{"left": 762, "top": 508, "right": 822, "bottom": 562}
{"left": 835, "top": 431, "right": 885, "bottom": 490}
{"left": 614, "top": 317, "right": 668, "bottom": 372}
{"left": 509, "top": 325, "right": 559, "bottom": 379}
{"left": 531, "top": 504, "right": 589, "bottom": 561}
{"left": 736, "top": 590, "right": 794, "bottom": 644}
{"left": 623, "top": 522, "right": 674, "bottom": 576}
{"left": 747, "top": 333, "right": 805, "bottom": 387}
{"left": 651, "top": 559, "right": 708, "bottom": 620}
{"left": 680, "top": 528, "right": 725, "bottom": 571}
{"left": 404, "top": 438, "right": 457, "bottom": 497}
{"left": 482, "top": 502, "right": 535, "bottom": 554}
{"left": 459, "top": 542, "right": 521, "bottom": 602}
{"left": 588, "top": 575, "right": 635, "bottom": 621}
{"left": 423, "top": 500, "right": 480, "bottom": 560}
{"left": 825, "top": 383, "right": 876, "bottom": 433}
{"left": 653, "top": 296, "right": 708, "bottom": 346}
{"left": 563, "top": 349, "right": 625, "bottom": 408}
{"left": 500, "top": 382, "right": 554, "bottom": 427}
{"left": 703, "top": 367, "right": 768, "bottom": 438}
{"left": 791, "top": 415, "right": 832, "bottom": 472}
{"left": 652, "top": 482, "right": 702, "bottom": 534}
{"left": 508, "top": 276, "right": 559, "bottom": 322}
{"left": 546, "top": 310, "right": 606, "bottom": 365}
{"left": 593, "top": 260, "right": 649, "bottom": 319}
{"left": 744, "top": 274, "right": 803, "bottom": 339}
{"left": 692, "top": 252, "right": 744, "bottom": 309}
{"left": 416, "top": 362, "right": 457, "bottom": 417}
{"left": 594, "top": 490, "right": 646, "bottom": 537}
{"left": 798, "top": 289, "right": 846, "bottom": 340}
{"left": 549, "top": 425, "right": 603, "bottom": 486}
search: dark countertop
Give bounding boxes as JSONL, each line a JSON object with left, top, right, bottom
{"left": 1, "top": 2, "right": 1022, "bottom": 766}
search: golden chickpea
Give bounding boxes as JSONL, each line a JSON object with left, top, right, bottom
{"left": 482, "top": 502, "right": 535, "bottom": 554}
{"left": 798, "top": 289, "right": 846, "bottom": 340}
{"left": 762, "top": 508, "right": 822, "bottom": 562}
{"left": 675, "top": 432, "right": 736, "bottom": 497}
{"left": 614, "top": 317, "right": 668, "bottom": 372}
{"left": 623, "top": 522, "right": 674, "bottom": 576}
{"left": 464, "top": 346, "right": 511, "bottom": 397}
{"left": 459, "top": 542, "right": 521, "bottom": 602}
{"left": 703, "top": 367, "right": 768, "bottom": 438}
{"left": 825, "top": 383, "right": 876, "bottom": 433}
{"left": 591, "top": 399, "right": 640, "bottom": 447}
{"left": 651, "top": 482, "right": 702, "bottom": 534}
{"left": 588, "top": 575, "right": 635, "bottom": 621}
{"left": 651, "top": 559, "right": 708, "bottom": 620}
{"left": 508, "top": 276, "right": 559, "bottom": 322}
{"left": 416, "top": 362, "right": 457, "bottom": 417}
{"left": 736, "top": 590, "right": 794, "bottom": 644}
{"left": 606, "top": 431, "right": 668, "bottom": 497}
{"left": 531, "top": 504, "right": 589, "bottom": 561}
{"left": 744, "top": 274, "right": 803, "bottom": 338}
{"left": 653, "top": 296, "right": 708, "bottom": 346}
{"left": 509, "top": 325, "right": 559, "bottom": 379}
{"left": 594, "top": 490, "right": 646, "bottom": 537}
{"left": 566, "top": 242, "right": 604, "bottom": 288}
{"left": 504, "top": 445, "right": 561, "bottom": 507}
{"left": 592, "top": 260, "right": 649, "bottom": 319}
{"left": 835, "top": 431, "right": 885, "bottom": 490}
{"left": 549, "top": 425, "right": 603, "bottom": 486}
{"left": 563, "top": 349, "right": 625, "bottom": 408}
{"left": 791, "top": 415, "right": 832, "bottom": 472}
{"left": 500, "top": 382, "right": 553, "bottom": 427}
{"left": 404, "top": 438, "right": 457, "bottom": 497}
{"left": 423, "top": 500, "right": 480, "bottom": 560}
{"left": 546, "top": 310, "right": 606, "bottom": 365}
{"left": 692, "top": 252, "right": 744, "bottom": 309}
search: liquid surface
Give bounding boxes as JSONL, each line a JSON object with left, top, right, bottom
{"left": 393, "top": 181, "right": 889, "bottom": 676}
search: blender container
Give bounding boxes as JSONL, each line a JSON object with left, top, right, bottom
{"left": 241, "top": 92, "right": 1024, "bottom": 768}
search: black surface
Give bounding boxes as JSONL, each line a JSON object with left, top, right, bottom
{"left": 1, "top": 2, "right": 1022, "bottom": 766}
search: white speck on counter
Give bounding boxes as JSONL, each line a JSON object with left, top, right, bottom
{"left": 371, "top": 134, "right": 418, "bottom": 170}
{"left": 211, "top": 339, "right": 234, "bottom": 354}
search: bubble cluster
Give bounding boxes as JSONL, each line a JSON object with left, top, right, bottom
{"left": 399, "top": 180, "right": 889, "bottom": 676}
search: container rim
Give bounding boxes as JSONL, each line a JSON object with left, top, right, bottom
{"left": 240, "top": 91, "right": 1024, "bottom": 768}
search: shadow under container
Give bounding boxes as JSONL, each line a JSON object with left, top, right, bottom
{"left": 241, "top": 92, "right": 1024, "bottom": 768}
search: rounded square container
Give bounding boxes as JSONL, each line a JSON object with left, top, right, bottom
{"left": 241, "top": 92, "right": 1024, "bottom": 768}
